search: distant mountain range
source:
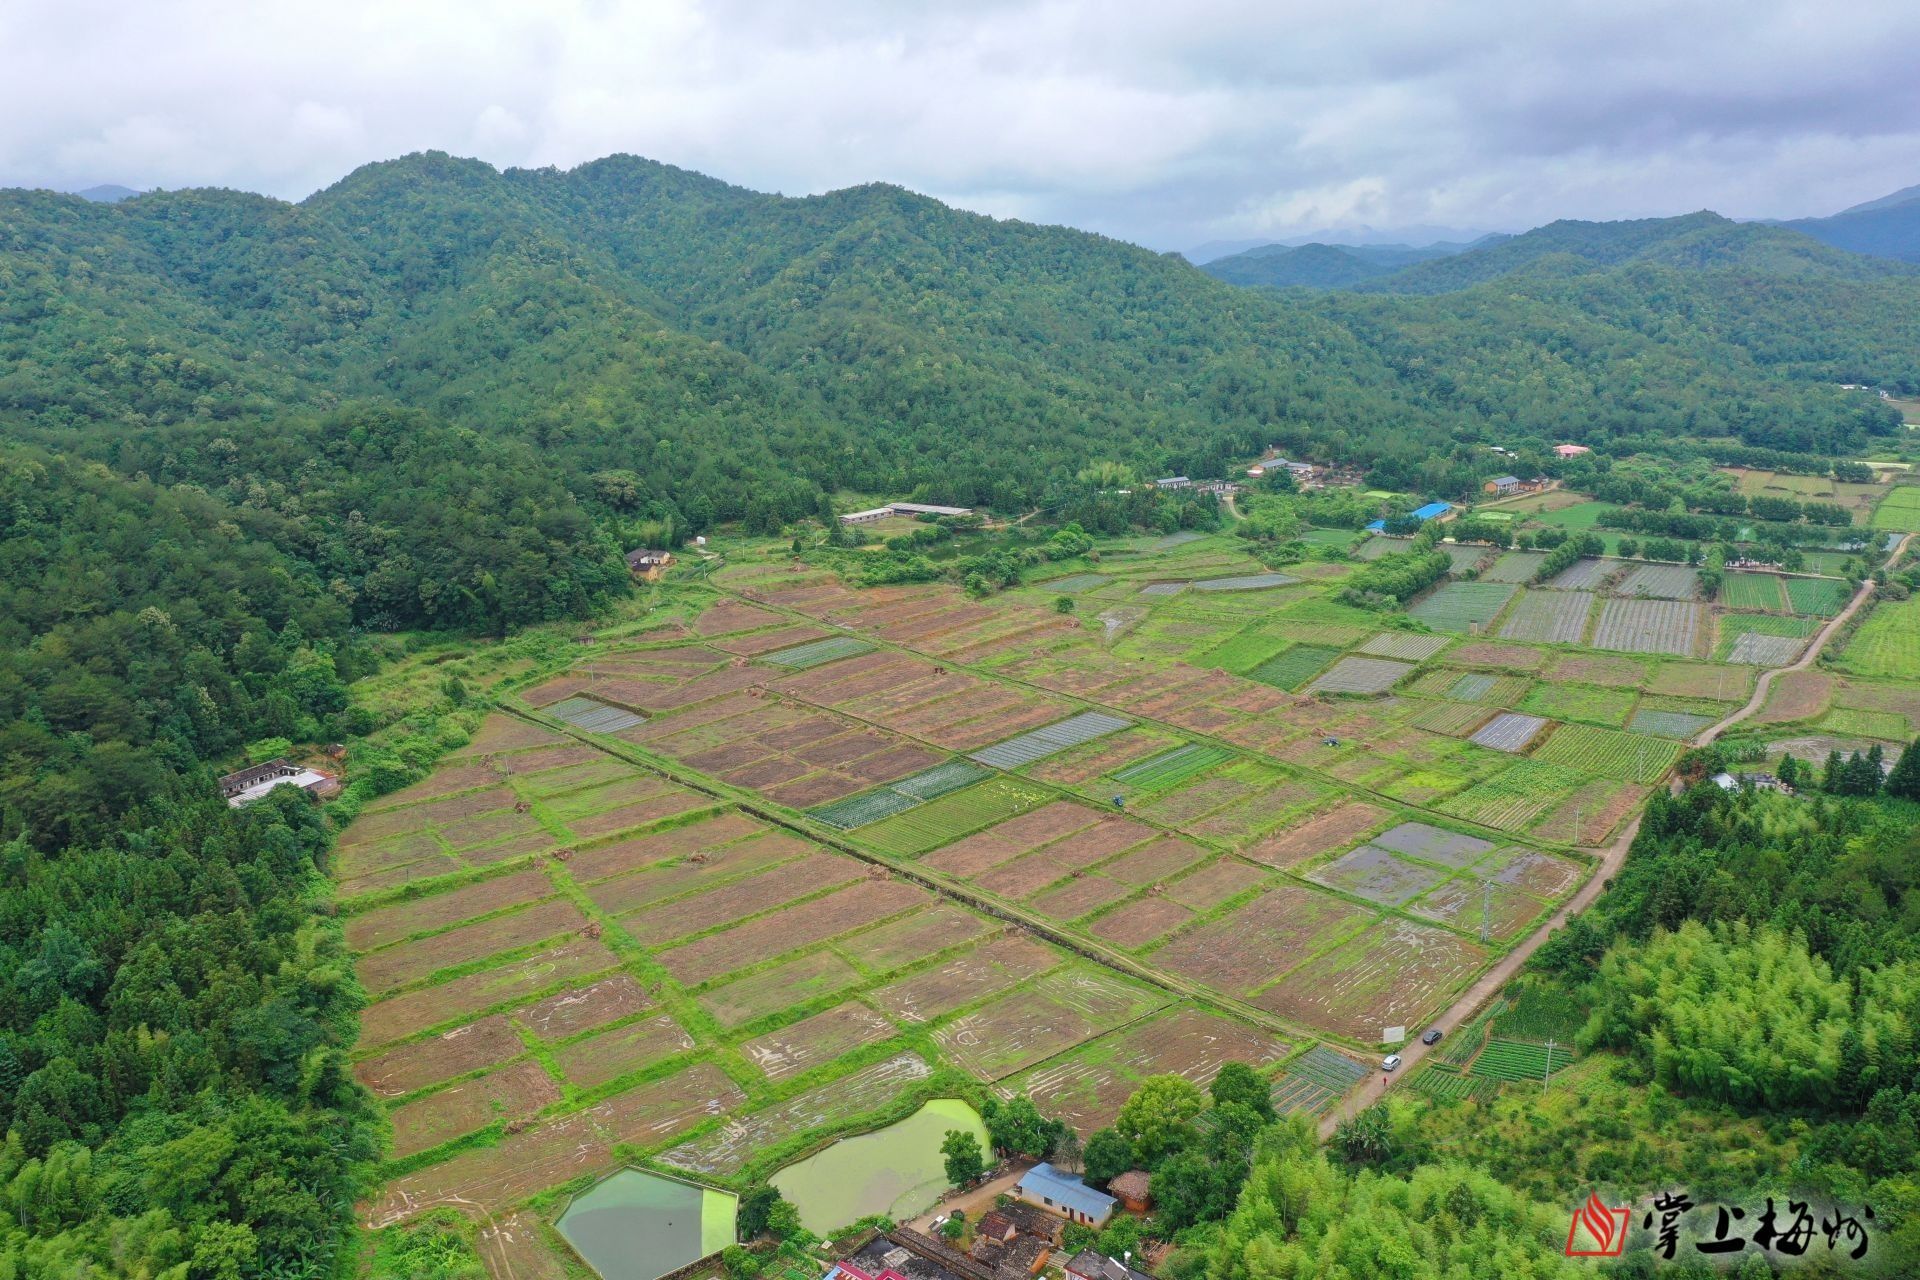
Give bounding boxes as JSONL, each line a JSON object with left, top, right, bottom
{"left": 69, "top": 183, "right": 140, "bottom": 203}
{"left": 1200, "top": 185, "right": 1920, "bottom": 291}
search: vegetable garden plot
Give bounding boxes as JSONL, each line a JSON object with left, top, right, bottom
{"left": 1532, "top": 723, "right": 1681, "bottom": 783}
{"left": 1409, "top": 1066, "right": 1496, "bottom": 1102}
{"left": 1821, "top": 707, "right": 1909, "bottom": 739}
{"left": 1248, "top": 645, "right": 1341, "bottom": 690}
{"left": 1482, "top": 551, "right": 1548, "bottom": 583}
{"left": 1433, "top": 760, "right": 1583, "bottom": 831}
{"left": 1871, "top": 484, "right": 1920, "bottom": 532}
{"left": 760, "top": 635, "right": 877, "bottom": 669}
{"left": 808, "top": 759, "right": 995, "bottom": 830}
{"left": 1371, "top": 821, "right": 1494, "bottom": 867}
{"left": 1192, "top": 572, "right": 1300, "bottom": 591}
{"left": 1309, "top": 844, "right": 1450, "bottom": 906}
{"left": 1408, "top": 701, "right": 1492, "bottom": 735}
{"left": 1497, "top": 590, "right": 1593, "bottom": 644}
{"left": 1590, "top": 598, "right": 1702, "bottom": 656}
{"left": 1517, "top": 682, "right": 1634, "bottom": 727}
{"left": 1627, "top": 708, "right": 1716, "bottom": 738}
{"left": 1784, "top": 576, "right": 1851, "bottom": 616}
{"left": 1046, "top": 574, "right": 1109, "bottom": 593}
{"left": 1719, "top": 573, "right": 1786, "bottom": 612}
{"left": 1726, "top": 632, "right": 1806, "bottom": 666}
{"left": 1307, "top": 656, "right": 1415, "bottom": 695}
{"left": 1356, "top": 632, "right": 1452, "bottom": 661}
{"left": 1152, "top": 531, "right": 1206, "bottom": 550}
{"left": 1408, "top": 581, "right": 1516, "bottom": 633}
{"left": 1111, "top": 743, "right": 1233, "bottom": 791}
{"left": 1137, "top": 582, "right": 1187, "bottom": 598}
{"left": 1544, "top": 558, "right": 1612, "bottom": 590}
{"left": 1270, "top": 1047, "right": 1368, "bottom": 1116}
{"left": 1469, "top": 712, "right": 1549, "bottom": 752}
{"left": 969, "top": 711, "right": 1131, "bottom": 768}
{"left": 1469, "top": 1038, "right": 1569, "bottom": 1083}
{"left": 858, "top": 778, "right": 1054, "bottom": 856}
{"left": 1614, "top": 563, "right": 1702, "bottom": 600}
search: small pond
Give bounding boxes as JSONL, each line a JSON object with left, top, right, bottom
{"left": 770, "top": 1098, "right": 989, "bottom": 1233}
{"left": 556, "top": 1168, "right": 738, "bottom": 1280}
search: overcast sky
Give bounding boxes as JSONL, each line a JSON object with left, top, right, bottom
{"left": 4, "top": 0, "right": 1917, "bottom": 251}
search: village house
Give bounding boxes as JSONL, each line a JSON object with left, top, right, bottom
{"left": 835, "top": 1230, "right": 995, "bottom": 1280}
{"left": 218, "top": 759, "right": 340, "bottom": 808}
{"left": 1152, "top": 477, "right": 1192, "bottom": 490}
{"left": 839, "top": 501, "right": 976, "bottom": 525}
{"left": 1064, "top": 1250, "right": 1155, "bottom": 1280}
{"left": 1483, "top": 475, "right": 1522, "bottom": 496}
{"left": 968, "top": 1204, "right": 1058, "bottom": 1280}
{"left": 624, "top": 548, "right": 673, "bottom": 574}
{"left": 1553, "top": 443, "right": 1592, "bottom": 458}
{"left": 1012, "top": 1163, "right": 1116, "bottom": 1228}
{"left": 1106, "top": 1170, "right": 1151, "bottom": 1215}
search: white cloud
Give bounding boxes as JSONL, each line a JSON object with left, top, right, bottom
{"left": 0, "top": 0, "right": 1915, "bottom": 247}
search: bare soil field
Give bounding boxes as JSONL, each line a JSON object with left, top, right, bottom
{"left": 699, "top": 951, "right": 865, "bottom": 1028}
{"left": 354, "top": 1015, "right": 526, "bottom": 1098}
{"left": 616, "top": 853, "right": 861, "bottom": 944}
{"left": 659, "top": 879, "right": 926, "bottom": 984}
{"left": 869, "top": 934, "right": 1062, "bottom": 1023}
{"left": 920, "top": 802, "right": 1105, "bottom": 877}
{"left": 931, "top": 967, "right": 1169, "bottom": 1080}
{"left": 1030, "top": 874, "right": 1133, "bottom": 920}
{"left": 832, "top": 904, "right": 994, "bottom": 970}
{"left": 345, "top": 869, "right": 555, "bottom": 952}
{"left": 1254, "top": 920, "right": 1488, "bottom": 1042}
{"left": 660, "top": 1054, "right": 933, "bottom": 1177}
{"left": 358, "top": 938, "right": 622, "bottom": 1047}
{"left": 566, "top": 811, "right": 766, "bottom": 881}
{"left": 388, "top": 1060, "right": 562, "bottom": 1160}
{"left": 1242, "top": 803, "right": 1392, "bottom": 869}
{"left": 357, "top": 899, "right": 590, "bottom": 995}
{"left": 694, "top": 599, "right": 786, "bottom": 636}
{"left": 1754, "top": 670, "right": 1835, "bottom": 724}
{"left": 513, "top": 974, "right": 655, "bottom": 1041}
{"left": 1165, "top": 858, "right": 1268, "bottom": 909}
{"left": 740, "top": 1003, "right": 898, "bottom": 1080}
{"left": 1150, "top": 884, "right": 1374, "bottom": 996}
{"left": 1087, "top": 897, "right": 1194, "bottom": 947}
{"left": 553, "top": 1013, "right": 697, "bottom": 1088}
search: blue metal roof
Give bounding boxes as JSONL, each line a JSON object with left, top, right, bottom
{"left": 1411, "top": 502, "right": 1453, "bottom": 520}
{"left": 1365, "top": 519, "right": 1387, "bottom": 532}
{"left": 1017, "top": 1163, "right": 1115, "bottom": 1220}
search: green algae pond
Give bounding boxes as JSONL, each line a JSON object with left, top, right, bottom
{"left": 771, "top": 1098, "right": 990, "bottom": 1234}
{"left": 556, "top": 1169, "right": 738, "bottom": 1280}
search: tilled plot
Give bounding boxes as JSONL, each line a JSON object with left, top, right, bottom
{"left": 1615, "top": 563, "right": 1702, "bottom": 600}
{"left": 1530, "top": 778, "right": 1646, "bottom": 846}
{"left": 1192, "top": 572, "right": 1300, "bottom": 591}
{"left": 1017, "top": 1007, "right": 1291, "bottom": 1134}
{"left": 661, "top": 879, "right": 926, "bottom": 984}
{"left": 1627, "top": 708, "right": 1716, "bottom": 738}
{"left": 1545, "top": 558, "right": 1613, "bottom": 590}
{"left": 760, "top": 636, "right": 878, "bottom": 669}
{"left": 699, "top": 952, "right": 865, "bottom": 1028}
{"left": 1498, "top": 590, "right": 1593, "bottom": 644}
{"left": 357, "top": 899, "right": 590, "bottom": 995}
{"left": 568, "top": 812, "right": 775, "bottom": 882}
{"left": 1309, "top": 844, "right": 1450, "bottom": 906}
{"left": 346, "top": 869, "right": 555, "bottom": 952}
{"left": 1100, "top": 836, "right": 1212, "bottom": 885}
{"left": 1088, "top": 897, "right": 1194, "bottom": 947}
{"left": 513, "top": 974, "right": 655, "bottom": 1042}
{"left": 1166, "top": 858, "right": 1267, "bottom": 908}
{"left": 931, "top": 966, "right": 1169, "bottom": 1080}
{"left": 358, "top": 938, "right": 622, "bottom": 1048}
{"left": 388, "top": 1060, "right": 562, "bottom": 1160}
{"left": 554, "top": 1014, "right": 696, "bottom": 1088}
{"left": 740, "top": 1003, "right": 898, "bottom": 1080}
{"left": 712, "top": 624, "right": 832, "bottom": 656}
{"left": 1307, "top": 656, "right": 1415, "bottom": 695}
{"left": 1409, "top": 878, "right": 1544, "bottom": 940}
{"left": 694, "top": 600, "right": 786, "bottom": 636}
{"left": 974, "top": 820, "right": 1157, "bottom": 897}
{"left": 1150, "top": 884, "right": 1374, "bottom": 995}
{"left": 920, "top": 801, "right": 1105, "bottom": 877}
{"left": 1482, "top": 551, "right": 1549, "bottom": 583}
{"left": 1371, "top": 821, "right": 1495, "bottom": 868}
{"left": 1483, "top": 847, "right": 1589, "bottom": 899}
{"left": 832, "top": 904, "right": 994, "bottom": 970}
{"left": 1030, "top": 874, "right": 1133, "bottom": 920}
{"left": 616, "top": 853, "right": 861, "bottom": 944}
{"left": 870, "top": 935, "right": 1061, "bottom": 1023}
{"left": 1590, "top": 598, "right": 1703, "bottom": 656}
{"left": 660, "top": 1053, "right": 932, "bottom": 1176}
{"left": 1243, "top": 803, "right": 1392, "bottom": 869}
{"left": 1254, "top": 920, "right": 1488, "bottom": 1041}
{"left": 366, "top": 1111, "right": 611, "bottom": 1227}
{"left": 1469, "top": 712, "right": 1549, "bottom": 752}
{"left": 589, "top": 1061, "right": 750, "bottom": 1146}
{"left": 355, "top": 1015, "right": 526, "bottom": 1098}
{"left": 546, "top": 697, "right": 647, "bottom": 734}
{"left": 1409, "top": 581, "right": 1517, "bottom": 634}
{"left": 453, "top": 715, "right": 567, "bottom": 757}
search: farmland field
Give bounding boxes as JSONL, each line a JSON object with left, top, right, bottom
{"left": 1614, "top": 563, "right": 1702, "bottom": 600}
{"left": 1496, "top": 590, "right": 1591, "bottom": 644}
{"left": 1837, "top": 597, "right": 1920, "bottom": 678}
{"left": 1408, "top": 581, "right": 1517, "bottom": 633}
{"left": 1783, "top": 576, "right": 1851, "bottom": 616}
{"left": 1247, "top": 644, "right": 1341, "bottom": 690}
{"left": 1718, "top": 614, "right": 1817, "bottom": 665}
{"left": 1590, "top": 598, "right": 1703, "bottom": 656}
{"left": 1871, "top": 485, "right": 1920, "bottom": 532}
{"left": 1307, "top": 656, "right": 1416, "bottom": 695}
{"left": 1532, "top": 723, "right": 1681, "bottom": 783}
{"left": 1719, "top": 573, "right": 1786, "bottom": 612}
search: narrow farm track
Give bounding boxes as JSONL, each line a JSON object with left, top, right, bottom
{"left": 1322, "top": 533, "right": 1914, "bottom": 1138}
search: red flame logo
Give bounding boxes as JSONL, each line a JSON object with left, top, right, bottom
{"left": 1566, "top": 1191, "right": 1629, "bottom": 1257}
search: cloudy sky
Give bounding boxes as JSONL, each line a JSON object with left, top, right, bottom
{"left": 3, "top": 0, "right": 1917, "bottom": 251}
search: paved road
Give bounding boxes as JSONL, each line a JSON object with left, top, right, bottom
{"left": 1320, "top": 537, "right": 1911, "bottom": 1138}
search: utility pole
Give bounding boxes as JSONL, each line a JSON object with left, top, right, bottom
{"left": 1543, "top": 1039, "right": 1557, "bottom": 1091}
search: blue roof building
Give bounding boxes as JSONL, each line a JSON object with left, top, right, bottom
{"left": 1013, "top": 1163, "right": 1116, "bottom": 1226}
{"left": 1411, "top": 501, "right": 1453, "bottom": 521}
{"left": 1365, "top": 519, "right": 1387, "bottom": 532}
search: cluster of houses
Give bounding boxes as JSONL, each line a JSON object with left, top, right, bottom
{"left": 839, "top": 502, "right": 976, "bottom": 525}
{"left": 828, "top": 1164, "right": 1153, "bottom": 1280}
{"left": 217, "top": 758, "right": 341, "bottom": 808}
{"left": 1151, "top": 477, "right": 1243, "bottom": 496}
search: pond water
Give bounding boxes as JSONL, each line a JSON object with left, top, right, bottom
{"left": 770, "top": 1098, "right": 989, "bottom": 1234}
{"left": 556, "top": 1168, "right": 738, "bottom": 1280}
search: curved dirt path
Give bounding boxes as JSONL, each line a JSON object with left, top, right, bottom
{"left": 1320, "top": 536, "right": 1912, "bottom": 1137}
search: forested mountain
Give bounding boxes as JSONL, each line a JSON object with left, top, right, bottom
{"left": 1785, "top": 194, "right": 1920, "bottom": 264}
{"left": 1199, "top": 240, "right": 1462, "bottom": 289}
{"left": 1354, "top": 211, "right": 1919, "bottom": 294}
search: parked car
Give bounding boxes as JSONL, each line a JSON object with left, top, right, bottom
{"left": 1422, "top": 1028, "right": 1444, "bottom": 1045}
{"left": 1382, "top": 1054, "right": 1402, "bottom": 1072}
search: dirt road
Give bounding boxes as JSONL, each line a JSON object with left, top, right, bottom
{"left": 1320, "top": 538, "right": 1910, "bottom": 1137}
